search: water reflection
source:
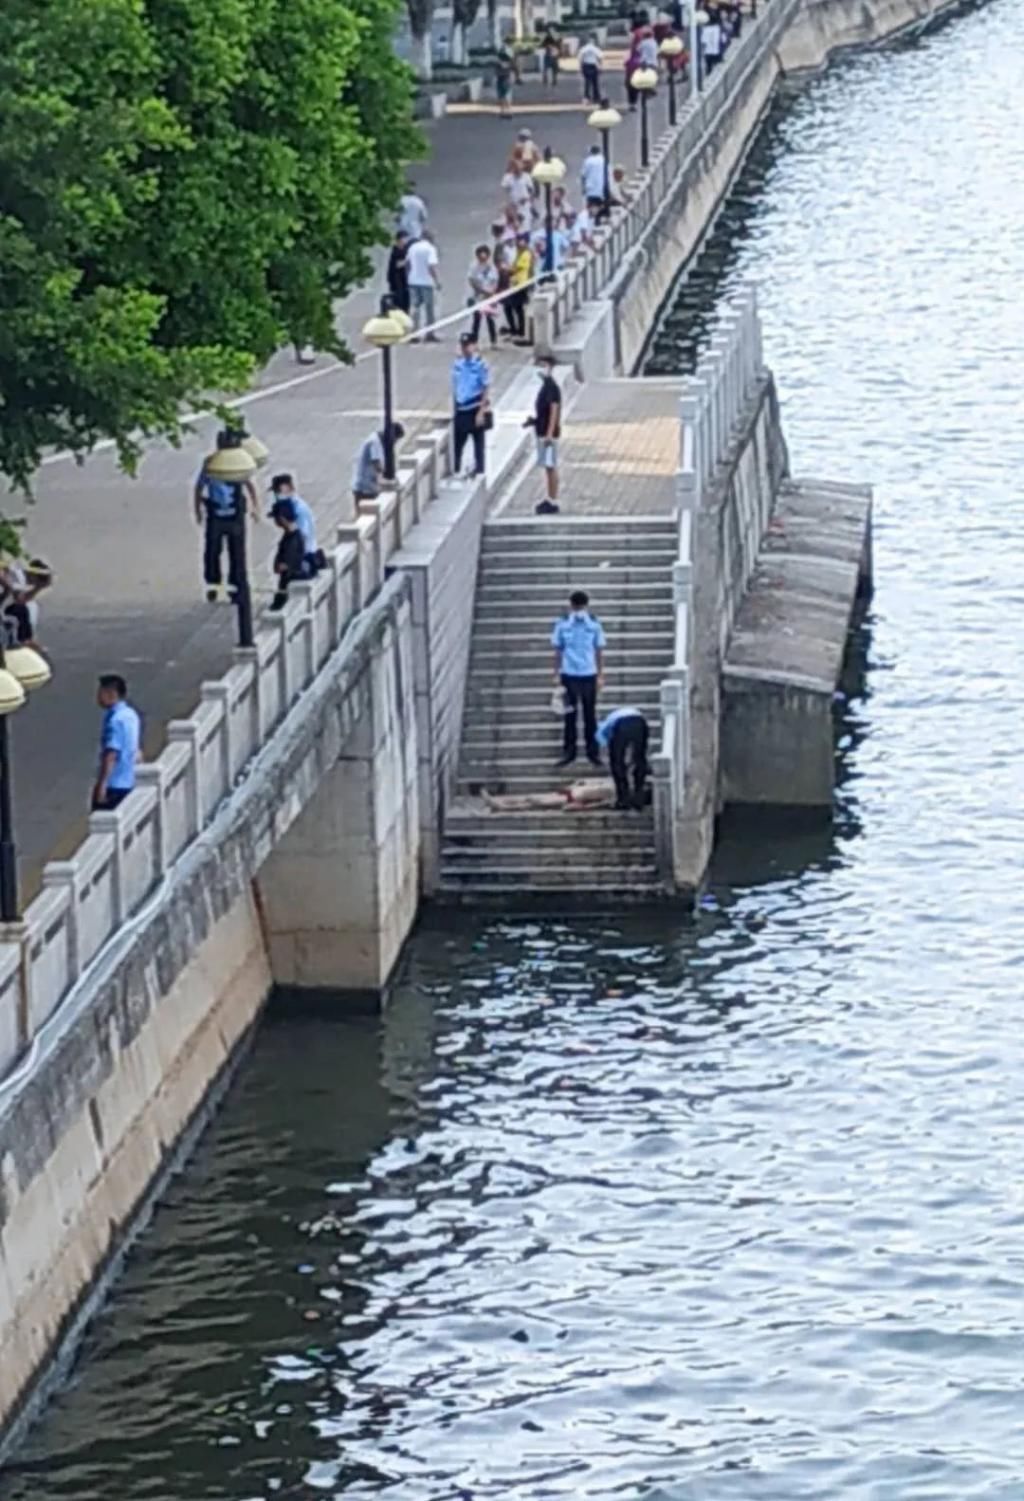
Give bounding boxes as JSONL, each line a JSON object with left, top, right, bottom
{"left": 7, "top": 0, "right": 1024, "bottom": 1495}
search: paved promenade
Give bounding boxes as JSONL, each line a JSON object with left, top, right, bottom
{"left": 8, "top": 72, "right": 630, "bottom": 893}
{"left": 501, "top": 376, "right": 682, "bottom": 516}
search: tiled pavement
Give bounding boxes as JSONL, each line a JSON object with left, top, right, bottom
{"left": 6, "top": 65, "right": 658, "bottom": 892}
{"left": 501, "top": 376, "right": 682, "bottom": 516}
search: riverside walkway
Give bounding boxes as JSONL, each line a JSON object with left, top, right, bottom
{"left": 8, "top": 71, "right": 624, "bottom": 892}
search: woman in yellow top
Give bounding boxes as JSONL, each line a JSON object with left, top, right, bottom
{"left": 506, "top": 232, "right": 533, "bottom": 342}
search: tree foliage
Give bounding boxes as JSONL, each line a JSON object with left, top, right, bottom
{"left": 0, "top": 0, "right": 420, "bottom": 492}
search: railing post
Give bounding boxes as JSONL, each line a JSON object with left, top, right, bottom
{"left": 200, "top": 681, "right": 233, "bottom": 799}
{"left": 135, "top": 764, "right": 167, "bottom": 878}
{"left": 41, "top": 864, "right": 81, "bottom": 985}
{"left": 167, "top": 720, "right": 202, "bottom": 838}
{"left": 88, "top": 810, "right": 124, "bottom": 926}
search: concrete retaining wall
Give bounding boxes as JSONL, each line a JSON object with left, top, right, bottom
{"left": 674, "top": 375, "right": 790, "bottom": 885}
{"left": 0, "top": 576, "right": 421, "bottom": 1444}
{"left": 390, "top": 480, "right": 490, "bottom": 893}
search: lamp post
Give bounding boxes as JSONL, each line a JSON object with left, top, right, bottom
{"left": 205, "top": 436, "right": 259, "bottom": 649}
{"left": 691, "top": 8, "right": 709, "bottom": 96}
{"left": 587, "top": 100, "right": 622, "bottom": 222}
{"left": 632, "top": 67, "right": 658, "bottom": 170}
{"left": 362, "top": 297, "right": 410, "bottom": 483}
{"left": 531, "top": 148, "right": 567, "bottom": 279}
{"left": 0, "top": 634, "right": 51, "bottom": 921}
{"left": 660, "top": 34, "right": 684, "bottom": 127}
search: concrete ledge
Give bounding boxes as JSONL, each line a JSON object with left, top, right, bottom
{"left": 720, "top": 478, "right": 873, "bottom": 807}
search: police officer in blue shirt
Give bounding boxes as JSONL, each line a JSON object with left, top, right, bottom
{"left": 551, "top": 589, "right": 606, "bottom": 766}
{"left": 451, "top": 332, "right": 491, "bottom": 478}
{"left": 92, "top": 674, "right": 141, "bottom": 811}
{"left": 193, "top": 431, "right": 259, "bottom": 603}
{"left": 596, "top": 706, "right": 649, "bottom": 809}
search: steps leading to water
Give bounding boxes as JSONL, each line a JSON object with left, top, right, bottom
{"left": 438, "top": 517, "right": 677, "bottom": 897}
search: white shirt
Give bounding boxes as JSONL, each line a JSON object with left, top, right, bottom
{"left": 502, "top": 171, "right": 533, "bottom": 209}
{"left": 406, "top": 238, "right": 439, "bottom": 287}
{"left": 580, "top": 153, "right": 607, "bottom": 202}
{"left": 638, "top": 35, "right": 658, "bottom": 66}
{"left": 702, "top": 21, "right": 722, "bottom": 55}
{"left": 575, "top": 208, "right": 595, "bottom": 244}
{"left": 398, "top": 193, "right": 427, "bottom": 238}
{"left": 578, "top": 41, "right": 603, "bottom": 68}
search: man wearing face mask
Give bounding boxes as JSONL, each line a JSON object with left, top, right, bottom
{"left": 525, "top": 355, "right": 562, "bottom": 514}
{"left": 551, "top": 589, "right": 606, "bottom": 768}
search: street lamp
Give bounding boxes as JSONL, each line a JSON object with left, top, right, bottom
{"left": 632, "top": 66, "right": 658, "bottom": 170}
{"left": 205, "top": 436, "right": 259, "bottom": 649}
{"left": 659, "top": 34, "right": 684, "bottom": 127}
{"left": 587, "top": 99, "right": 622, "bottom": 221}
{"left": 362, "top": 297, "right": 410, "bottom": 482}
{"left": 0, "top": 634, "right": 51, "bottom": 921}
{"left": 691, "top": 8, "right": 709, "bottom": 96}
{"left": 531, "top": 147, "right": 567, "bottom": 279}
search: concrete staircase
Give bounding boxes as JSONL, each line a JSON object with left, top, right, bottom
{"left": 439, "top": 516, "right": 677, "bottom": 898}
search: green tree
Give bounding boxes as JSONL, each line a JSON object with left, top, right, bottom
{"left": 0, "top": 0, "right": 420, "bottom": 495}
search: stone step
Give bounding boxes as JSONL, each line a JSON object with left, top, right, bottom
{"left": 485, "top": 516, "right": 675, "bottom": 534}
{"left": 437, "top": 864, "right": 661, "bottom": 891}
{"left": 446, "top": 807, "right": 654, "bottom": 831}
{"left": 479, "top": 553, "right": 672, "bottom": 574}
{"left": 473, "top": 606, "right": 675, "bottom": 627}
{"left": 459, "top": 720, "right": 662, "bottom": 748}
{"left": 442, "top": 847, "right": 656, "bottom": 872}
{"left": 476, "top": 580, "right": 674, "bottom": 603}
{"left": 471, "top": 627, "right": 673, "bottom": 651}
{"left": 443, "top": 824, "right": 654, "bottom": 850}
{"left": 466, "top": 664, "right": 670, "bottom": 686}
{"left": 480, "top": 537, "right": 676, "bottom": 559}
{"left": 457, "top": 775, "right": 649, "bottom": 795}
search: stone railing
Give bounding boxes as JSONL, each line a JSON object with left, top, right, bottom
{"left": 532, "top": 0, "right": 797, "bottom": 353}
{"left": 652, "top": 286, "right": 764, "bottom": 884}
{"left": 0, "top": 425, "right": 456, "bottom": 1082}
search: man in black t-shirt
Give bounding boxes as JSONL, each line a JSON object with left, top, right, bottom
{"left": 527, "top": 356, "right": 562, "bottom": 515}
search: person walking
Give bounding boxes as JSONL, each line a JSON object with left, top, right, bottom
{"left": 1, "top": 558, "right": 52, "bottom": 649}
{"left": 194, "top": 433, "right": 259, "bottom": 603}
{"left": 451, "top": 333, "right": 491, "bottom": 478}
{"left": 467, "top": 245, "right": 500, "bottom": 348}
{"left": 494, "top": 37, "right": 520, "bottom": 116}
{"left": 269, "top": 499, "right": 308, "bottom": 610}
{"left": 527, "top": 356, "right": 562, "bottom": 514}
{"left": 637, "top": 24, "right": 658, "bottom": 69}
{"left": 551, "top": 589, "right": 606, "bottom": 767}
{"left": 581, "top": 143, "right": 609, "bottom": 212}
{"left": 352, "top": 422, "right": 406, "bottom": 512}
{"left": 510, "top": 128, "right": 542, "bottom": 173}
{"left": 506, "top": 231, "right": 534, "bottom": 343}
{"left": 596, "top": 707, "right": 649, "bottom": 809}
{"left": 92, "top": 674, "right": 141, "bottom": 811}
{"left": 386, "top": 232, "right": 411, "bottom": 314}
{"left": 407, "top": 231, "right": 441, "bottom": 339}
{"left": 269, "top": 474, "right": 322, "bottom": 573}
{"left": 702, "top": 12, "right": 723, "bottom": 74}
{"left": 541, "top": 27, "right": 561, "bottom": 89}
{"left": 578, "top": 35, "right": 603, "bottom": 103}
{"left": 397, "top": 183, "right": 428, "bottom": 240}
{"left": 501, "top": 158, "right": 534, "bottom": 231}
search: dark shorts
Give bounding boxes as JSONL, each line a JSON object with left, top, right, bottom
{"left": 92, "top": 787, "right": 131, "bottom": 812}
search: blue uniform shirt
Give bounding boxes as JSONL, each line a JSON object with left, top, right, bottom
{"left": 101, "top": 701, "right": 141, "bottom": 791}
{"left": 452, "top": 354, "right": 490, "bottom": 408}
{"left": 551, "top": 610, "right": 607, "bottom": 677}
{"left": 596, "top": 707, "right": 642, "bottom": 748}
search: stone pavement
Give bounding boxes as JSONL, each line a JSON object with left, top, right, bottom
{"left": 7, "top": 68, "right": 634, "bottom": 895}
{"left": 500, "top": 375, "right": 682, "bottom": 516}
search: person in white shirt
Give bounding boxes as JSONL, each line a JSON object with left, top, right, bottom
{"left": 466, "top": 244, "right": 500, "bottom": 347}
{"left": 702, "top": 17, "right": 723, "bottom": 71}
{"left": 406, "top": 232, "right": 441, "bottom": 340}
{"left": 397, "top": 184, "right": 428, "bottom": 239}
{"left": 578, "top": 36, "right": 603, "bottom": 102}
{"left": 533, "top": 227, "right": 569, "bottom": 273}
{"left": 580, "top": 145, "right": 609, "bottom": 210}
{"left": 501, "top": 159, "right": 534, "bottom": 229}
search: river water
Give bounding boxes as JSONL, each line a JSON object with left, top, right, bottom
{"left": 6, "top": 2, "right": 1024, "bottom": 1496}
